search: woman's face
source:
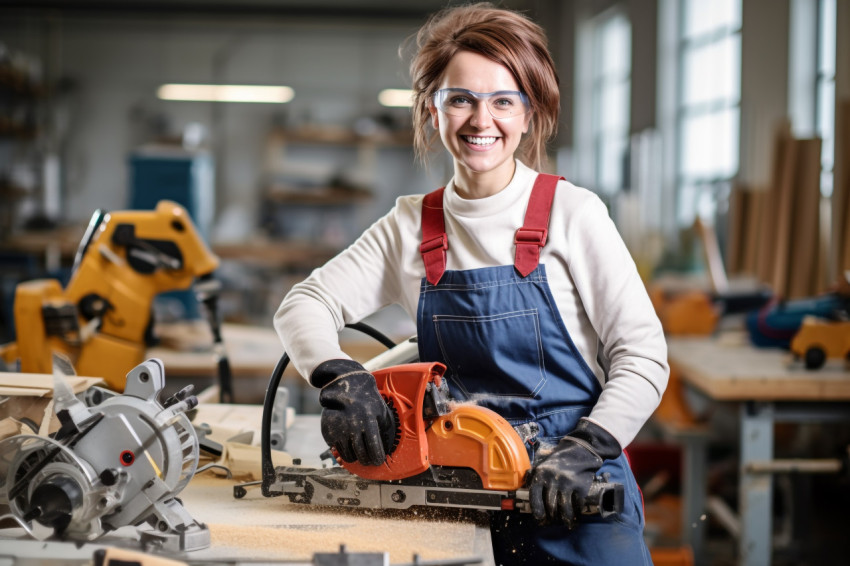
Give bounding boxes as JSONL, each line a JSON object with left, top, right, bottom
{"left": 429, "top": 51, "right": 531, "bottom": 193}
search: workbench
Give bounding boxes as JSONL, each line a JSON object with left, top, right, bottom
{"left": 666, "top": 335, "right": 850, "bottom": 566}
{"left": 0, "top": 409, "right": 495, "bottom": 566}
{"left": 181, "top": 411, "right": 495, "bottom": 565}
{"left": 148, "top": 323, "right": 392, "bottom": 379}
{"left": 147, "top": 323, "right": 395, "bottom": 406}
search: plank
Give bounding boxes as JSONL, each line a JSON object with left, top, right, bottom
{"left": 787, "top": 138, "right": 823, "bottom": 298}
{"left": 770, "top": 135, "right": 799, "bottom": 297}
{"left": 0, "top": 373, "right": 103, "bottom": 396}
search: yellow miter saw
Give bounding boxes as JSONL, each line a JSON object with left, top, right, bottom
{"left": 0, "top": 200, "right": 232, "bottom": 400}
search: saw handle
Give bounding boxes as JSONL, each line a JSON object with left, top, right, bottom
{"left": 517, "top": 474, "right": 624, "bottom": 519}
{"left": 584, "top": 474, "right": 625, "bottom": 519}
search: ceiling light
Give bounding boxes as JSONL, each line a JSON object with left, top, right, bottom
{"left": 378, "top": 88, "right": 413, "bottom": 108}
{"left": 157, "top": 84, "right": 294, "bottom": 103}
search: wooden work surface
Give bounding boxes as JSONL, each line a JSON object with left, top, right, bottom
{"left": 181, "top": 409, "right": 493, "bottom": 564}
{"left": 0, "top": 409, "right": 494, "bottom": 565}
{"left": 666, "top": 334, "right": 850, "bottom": 401}
{"left": 183, "top": 475, "right": 492, "bottom": 564}
{"left": 148, "top": 322, "right": 391, "bottom": 379}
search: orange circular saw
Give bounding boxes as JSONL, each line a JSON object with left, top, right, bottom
{"left": 251, "top": 340, "right": 624, "bottom": 519}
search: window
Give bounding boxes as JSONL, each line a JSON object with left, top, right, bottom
{"left": 574, "top": 9, "right": 631, "bottom": 196}
{"left": 816, "top": 0, "right": 836, "bottom": 197}
{"left": 676, "top": 0, "right": 742, "bottom": 225}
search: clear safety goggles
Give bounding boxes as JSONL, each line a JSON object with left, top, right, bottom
{"left": 432, "top": 88, "right": 530, "bottom": 120}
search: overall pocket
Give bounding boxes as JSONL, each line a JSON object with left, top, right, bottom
{"left": 433, "top": 308, "right": 547, "bottom": 398}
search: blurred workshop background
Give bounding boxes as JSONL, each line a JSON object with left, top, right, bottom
{"left": 0, "top": 1, "right": 849, "bottom": 565}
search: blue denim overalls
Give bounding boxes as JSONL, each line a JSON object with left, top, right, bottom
{"left": 416, "top": 174, "right": 652, "bottom": 565}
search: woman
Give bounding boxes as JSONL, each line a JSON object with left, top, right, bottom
{"left": 275, "top": 3, "right": 668, "bottom": 564}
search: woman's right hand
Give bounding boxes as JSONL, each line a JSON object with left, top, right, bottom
{"left": 313, "top": 359, "right": 396, "bottom": 466}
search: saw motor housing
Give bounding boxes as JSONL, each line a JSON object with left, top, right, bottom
{"left": 338, "top": 362, "right": 532, "bottom": 491}
{"left": 0, "top": 201, "right": 220, "bottom": 390}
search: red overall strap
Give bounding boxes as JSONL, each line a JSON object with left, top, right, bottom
{"left": 420, "top": 187, "right": 448, "bottom": 285}
{"left": 514, "top": 173, "right": 564, "bottom": 277}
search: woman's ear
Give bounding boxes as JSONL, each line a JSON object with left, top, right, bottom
{"left": 522, "top": 113, "right": 531, "bottom": 134}
{"left": 428, "top": 104, "right": 439, "bottom": 129}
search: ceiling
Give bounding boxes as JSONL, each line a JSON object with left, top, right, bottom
{"left": 0, "top": 0, "right": 536, "bottom": 25}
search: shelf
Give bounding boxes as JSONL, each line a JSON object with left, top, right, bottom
{"left": 264, "top": 185, "right": 372, "bottom": 205}
{"left": 269, "top": 126, "right": 413, "bottom": 148}
{"left": 212, "top": 240, "right": 340, "bottom": 270}
{"left": 0, "top": 66, "right": 46, "bottom": 98}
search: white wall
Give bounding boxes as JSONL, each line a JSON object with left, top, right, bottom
{"left": 0, "top": 16, "right": 442, "bottom": 236}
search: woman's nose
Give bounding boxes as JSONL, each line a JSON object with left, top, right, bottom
{"left": 469, "top": 100, "right": 493, "bottom": 128}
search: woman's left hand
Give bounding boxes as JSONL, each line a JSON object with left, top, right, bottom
{"left": 528, "top": 418, "right": 621, "bottom": 527}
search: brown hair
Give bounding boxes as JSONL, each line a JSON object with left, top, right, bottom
{"left": 407, "top": 2, "right": 560, "bottom": 171}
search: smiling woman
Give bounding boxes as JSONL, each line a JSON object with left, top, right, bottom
{"left": 275, "top": 3, "right": 668, "bottom": 566}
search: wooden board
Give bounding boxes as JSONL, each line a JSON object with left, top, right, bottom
{"left": 725, "top": 184, "right": 748, "bottom": 275}
{"left": 756, "top": 123, "right": 791, "bottom": 285}
{"left": 770, "top": 134, "right": 798, "bottom": 297}
{"left": 787, "top": 138, "right": 823, "bottom": 298}
{"left": 742, "top": 188, "right": 766, "bottom": 277}
{"left": 0, "top": 373, "right": 103, "bottom": 397}
{"left": 667, "top": 335, "right": 850, "bottom": 401}
{"left": 841, "top": 99, "right": 850, "bottom": 273}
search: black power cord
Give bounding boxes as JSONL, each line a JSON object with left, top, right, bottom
{"left": 259, "top": 322, "right": 396, "bottom": 497}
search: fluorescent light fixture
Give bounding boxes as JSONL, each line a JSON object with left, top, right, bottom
{"left": 378, "top": 88, "right": 413, "bottom": 108}
{"left": 157, "top": 84, "right": 294, "bottom": 103}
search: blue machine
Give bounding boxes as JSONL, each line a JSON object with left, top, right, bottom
{"left": 128, "top": 149, "right": 214, "bottom": 319}
{"left": 745, "top": 293, "right": 848, "bottom": 349}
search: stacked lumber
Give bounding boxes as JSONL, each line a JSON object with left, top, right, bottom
{"left": 839, "top": 99, "right": 850, "bottom": 276}
{"left": 727, "top": 122, "right": 825, "bottom": 299}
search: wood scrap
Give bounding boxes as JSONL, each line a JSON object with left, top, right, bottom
{"left": 215, "top": 441, "right": 293, "bottom": 480}
{"left": 0, "top": 373, "right": 103, "bottom": 397}
{"left": 0, "top": 418, "right": 28, "bottom": 440}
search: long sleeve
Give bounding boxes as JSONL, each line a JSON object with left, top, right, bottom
{"left": 557, "top": 195, "right": 669, "bottom": 447}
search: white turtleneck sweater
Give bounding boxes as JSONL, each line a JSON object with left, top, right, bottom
{"left": 274, "top": 160, "right": 668, "bottom": 448}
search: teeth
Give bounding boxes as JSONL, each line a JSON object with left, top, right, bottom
{"left": 464, "top": 136, "right": 497, "bottom": 145}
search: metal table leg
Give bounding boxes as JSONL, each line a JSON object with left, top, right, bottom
{"left": 739, "top": 402, "right": 774, "bottom": 566}
{"left": 680, "top": 430, "right": 709, "bottom": 564}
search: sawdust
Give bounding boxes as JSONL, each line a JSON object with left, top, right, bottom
{"left": 183, "top": 475, "right": 488, "bottom": 563}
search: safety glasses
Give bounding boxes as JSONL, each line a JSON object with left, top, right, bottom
{"left": 432, "top": 88, "right": 530, "bottom": 120}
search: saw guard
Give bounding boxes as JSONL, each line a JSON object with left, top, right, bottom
{"left": 427, "top": 405, "right": 531, "bottom": 491}
{"left": 339, "top": 362, "right": 531, "bottom": 491}
{"left": 340, "top": 362, "right": 446, "bottom": 481}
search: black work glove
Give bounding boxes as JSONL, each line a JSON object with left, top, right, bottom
{"left": 528, "top": 418, "right": 621, "bottom": 527}
{"left": 313, "top": 359, "right": 396, "bottom": 467}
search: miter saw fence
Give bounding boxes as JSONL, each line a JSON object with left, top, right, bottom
{"left": 0, "top": 358, "right": 210, "bottom": 552}
{"left": 251, "top": 324, "right": 624, "bottom": 522}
